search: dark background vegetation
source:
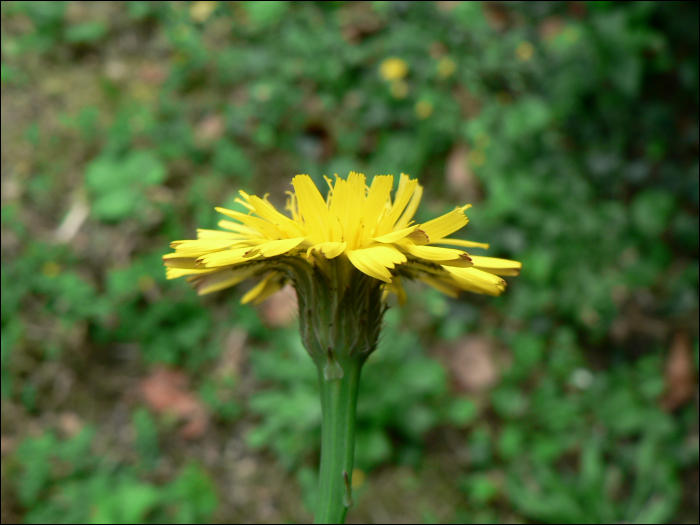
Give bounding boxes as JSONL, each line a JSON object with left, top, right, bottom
{"left": 1, "top": 1, "right": 698, "bottom": 523}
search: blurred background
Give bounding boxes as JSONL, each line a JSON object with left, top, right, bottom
{"left": 1, "top": 1, "right": 698, "bottom": 523}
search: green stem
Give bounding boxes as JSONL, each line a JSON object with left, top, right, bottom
{"left": 314, "top": 357, "right": 363, "bottom": 524}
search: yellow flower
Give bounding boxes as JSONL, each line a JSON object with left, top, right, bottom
{"left": 379, "top": 57, "right": 409, "bottom": 81}
{"left": 390, "top": 80, "right": 408, "bottom": 99}
{"left": 415, "top": 100, "right": 433, "bottom": 119}
{"left": 190, "top": 1, "right": 218, "bottom": 23}
{"left": 515, "top": 41, "right": 534, "bottom": 62}
{"left": 437, "top": 57, "right": 457, "bottom": 78}
{"left": 164, "top": 173, "right": 521, "bottom": 304}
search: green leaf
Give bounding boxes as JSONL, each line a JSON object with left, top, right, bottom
{"left": 64, "top": 21, "right": 108, "bottom": 44}
{"left": 92, "top": 187, "right": 140, "bottom": 222}
{"left": 631, "top": 190, "right": 675, "bottom": 237}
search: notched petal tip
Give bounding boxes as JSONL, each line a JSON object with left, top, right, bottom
{"left": 407, "top": 228, "right": 429, "bottom": 245}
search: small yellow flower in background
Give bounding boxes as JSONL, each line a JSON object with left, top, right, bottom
{"left": 437, "top": 56, "right": 457, "bottom": 78}
{"left": 190, "top": 1, "right": 218, "bottom": 23}
{"left": 379, "top": 57, "right": 409, "bottom": 81}
{"left": 390, "top": 80, "right": 408, "bottom": 99}
{"left": 496, "top": 91, "right": 512, "bottom": 105}
{"left": 138, "top": 275, "right": 156, "bottom": 293}
{"left": 42, "top": 261, "right": 61, "bottom": 278}
{"left": 351, "top": 468, "right": 366, "bottom": 489}
{"left": 475, "top": 132, "right": 491, "bottom": 150}
{"left": 253, "top": 84, "right": 273, "bottom": 102}
{"left": 415, "top": 100, "right": 433, "bottom": 119}
{"left": 164, "top": 173, "right": 520, "bottom": 303}
{"left": 469, "top": 150, "right": 487, "bottom": 167}
{"left": 515, "top": 41, "right": 534, "bottom": 62}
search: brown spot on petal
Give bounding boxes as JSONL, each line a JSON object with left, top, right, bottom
{"left": 407, "top": 229, "right": 429, "bottom": 245}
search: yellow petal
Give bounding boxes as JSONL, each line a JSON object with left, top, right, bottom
{"left": 400, "top": 244, "right": 472, "bottom": 263}
{"left": 163, "top": 256, "right": 199, "bottom": 268}
{"left": 254, "top": 237, "right": 308, "bottom": 257}
{"left": 418, "top": 274, "right": 462, "bottom": 298}
{"left": 241, "top": 272, "right": 286, "bottom": 305}
{"left": 329, "top": 177, "right": 351, "bottom": 237}
{"left": 217, "top": 220, "right": 260, "bottom": 237}
{"left": 172, "top": 238, "right": 248, "bottom": 255}
{"left": 215, "top": 208, "right": 283, "bottom": 240}
{"left": 383, "top": 276, "right": 408, "bottom": 305}
{"left": 292, "top": 175, "right": 330, "bottom": 242}
{"left": 470, "top": 256, "right": 522, "bottom": 276}
{"left": 166, "top": 267, "right": 218, "bottom": 279}
{"left": 419, "top": 205, "right": 470, "bottom": 243}
{"left": 234, "top": 196, "right": 255, "bottom": 212}
{"left": 443, "top": 266, "right": 506, "bottom": 295}
{"left": 393, "top": 182, "right": 423, "bottom": 230}
{"left": 308, "top": 241, "right": 347, "bottom": 259}
{"left": 360, "top": 175, "right": 393, "bottom": 244}
{"left": 347, "top": 244, "right": 406, "bottom": 283}
{"left": 377, "top": 174, "right": 419, "bottom": 234}
{"left": 332, "top": 172, "right": 366, "bottom": 248}
{"left": 372, "top": 225, "right": 418, "bottom": 244}
{"left": 433, "top": 238, "right": 490, "bottom": 249}
{"left": 196, "top": 229, "right": 248, "bottom": 240}
{"left": 247, "top": 194, "right": 307, "bottom": 238}
{"left": 196, "top": 246, "right": 257, "bottom": 268}
{"left": 188, "top": 265, "right": 261, "bottom": 295}
{"left": 406, "top": 228, "right": 430, "bottom": 245}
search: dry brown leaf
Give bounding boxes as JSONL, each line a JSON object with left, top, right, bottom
{"left": 0, "top": 436, "right": 14, "bottom": 456}
{"left": 452, "top": 85, "right": 483, "bottom": 119}
{"left": 538, "top": 16, "right": 566, "bottom": 42}
{"left": 482, "top": 2, "right": 509, "bottom": 32}
{"left": 54, "top": 197, "right": 89, "bottom": 244}
{"left": 260, "top": 284, "right": 298, "bottom": 328}
{"left": 138, "top": 64, "right": 168, "bottom": 85}
{"left": 195, "top": 114, "right": 226, "bottom": 145}
{"left": 337, "top": 2, "right": 383, "bottom": 44}
{"left": 58, "top": 412, "right": 83, "bottom": 438}
{"left": 140, "top": 367, "right": 209, "bottom": 440}
{"left": 440, "top": 336, "right": 500, "bottom": 393}
{"left": 217, "top": 327, "right": 248, "bottom": 379}
{"left": 436, "top": 1, "right": 461, "bottom": 13}
{"left": 446, "top": 143, "right": 482, "bottom": 202}
{"left": 662, "top": 331, "right": 697, "bottom": 411}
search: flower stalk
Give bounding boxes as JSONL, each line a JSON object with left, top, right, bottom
{"left": 315, "top": 356, "right": 362, "bottom": 524}
{"left": 285, "top": 256, "right": 381, "bottom": 523}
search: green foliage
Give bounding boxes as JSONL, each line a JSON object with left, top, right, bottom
{"left": 13, "top": 428, "right": 217, "bottom": 524}
{"left": 85, "top": 150, "right": 166, "bottom": 222}
{"left": 64, "top": 21, "right": 107, "bottom": 44}
{"left": 199, "top": 376, "right": 241, "bottom": 422}
{"left": 460, "top": 348, "right": 691, "bottom": 524}
{"left": 133, "top": 408, "right": 161, "bottom": 472}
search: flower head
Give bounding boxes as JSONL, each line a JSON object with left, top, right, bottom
{"left": 164, "top": 172, "right": 520, "bottom": 306}
{"left": 379, "top": 57, "right": 409, "bottom": 81}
